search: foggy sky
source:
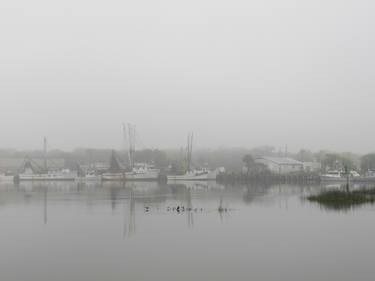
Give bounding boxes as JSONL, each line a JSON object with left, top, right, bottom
{"left": 1, "top": 0, "right": 374, "bottom": 153}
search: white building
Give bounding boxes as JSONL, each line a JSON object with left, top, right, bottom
{"left": 255, "top": 157, "right": 303, "bottom": 174}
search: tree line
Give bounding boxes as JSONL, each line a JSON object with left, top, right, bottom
{"left": 1, "top": 146, "right": 375, "bottom": 173}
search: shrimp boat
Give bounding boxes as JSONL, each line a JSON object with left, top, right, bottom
{"left": 102, "top": 153, "right": 160, "bottom": 181}
{"left": 123, "top": 123, "right": 160, "bottom": 181}
{"left": 167, "top": 133, "right": 217, "bottom": 182}
{"left": 102, "top": 154, "right": 160, "bottom": 182}
{"left": 17, "top": 159, "right": 76, "bottom": 181}
{"left": 102, "top": 124, "right": 160, "bottom": 181}
{"left": 16, "top": 138, "right": 76, "bottom": 181}
{"left": 102, "top": 150, "right": 126, "bottom": 181}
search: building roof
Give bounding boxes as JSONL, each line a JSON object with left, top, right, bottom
{"left": 256, "top": 157, "right": 303, "bottom": 166}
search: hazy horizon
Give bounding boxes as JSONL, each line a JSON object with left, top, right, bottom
{"left": 1, "top": 0, "right": 374, "bottom": 153}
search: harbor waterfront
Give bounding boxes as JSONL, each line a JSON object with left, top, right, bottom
{"left": 2, "top": 1, "right": 374, "bottom": 280}
{"left": 3, "top": 133, "right": 375, "bottom": 185}
{"left": 1, "top": 181, "right": 375, "bottom": 281}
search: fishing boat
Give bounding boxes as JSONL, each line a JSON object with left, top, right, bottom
{"left": 102, "top": 124, "right": 160, "bottom": 181}
{"left": 102, "top": 150, "right": 126, "bottom": 181}
{"left": 123, "top": 123, "right": 160, "bottom": 181}
{"left": 167, "top": 133, "right": 217, "bottom": 182}
{"left": 17, "top": 159, "right": 76, "bottom": 181}
{"left": 16, "top": 138, "right": 76, "bottom": 181}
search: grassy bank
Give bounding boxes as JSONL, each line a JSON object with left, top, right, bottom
{"left": 307, "top": 188, "right": 375, "bottom": 210}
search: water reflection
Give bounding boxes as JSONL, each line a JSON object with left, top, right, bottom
{"left": 43, "top": 186, "right": 47, "bottom": 225}
{"left": 2, "top": 181, "right": 374, "bottom": 228}
{"left": 184, "top": 186, "right": 194, "bottom": 228}
{"left": 2, "top": 181, "right": 361, "bottom": 213}
{"left": 242, "top": 183, "right": 271, "bottom": 204}
{"left": 126, "top": 188, "right": 136, "bottom": 237}
{"left": 2, "top": 181, "right": 375, "bottom": 281}
{"left": 0, "top": 181, "right": 238, "bottom": 233}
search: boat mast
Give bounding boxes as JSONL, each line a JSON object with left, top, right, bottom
{"left": 127, "top": 123, "right": 136, "bottom": 169}
{"left": 43, "top": 137, "right": 47, "bottom": 172}
{"left": 122, "top": 123, "right": 129, "bottom": 166}
{"left": 186, "top": 132, "right": 193, "bottom": 172}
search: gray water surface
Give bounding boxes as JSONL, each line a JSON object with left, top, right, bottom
{"left": 1, "top": 182, "right": 374, "bottom": 281}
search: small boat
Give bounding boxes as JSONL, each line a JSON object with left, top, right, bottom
{"left": 352, "top": 170, "right": 375, "bottom": 182}
{"left": 320, "top": 170, "right": 360, "bottom": 182}
{"left": 320, "top": 170, "right": 346, "bottom": 181}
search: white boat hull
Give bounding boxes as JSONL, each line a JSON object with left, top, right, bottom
{"left": 320, "top": 175, "right": 349, "bottom": 182}
{"left": 75, "top": 175, "right": 102, "bottom": 182}
{"left": 0, "top": 175, "right": 14, "bottom": 182}
{"left": 102, "top": 173, "right": 126, "bottom": 181}
{"left": 102, "top": 171, "right": 160, "bottom": 181}
{"left": 167, "top": 171, "right": 217, "bottom": 181}
{"left": 125, "top": 171, "right": 160, "bottom": 181}
{"left": 18, "top": 172, "right": 77, "bottom": 181}
{"left": 18, "top": 175, "right": 76, "bottom": 181}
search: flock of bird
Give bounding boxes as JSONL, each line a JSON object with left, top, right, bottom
{"left": 144, "top": 205, "right": 229, "bottom": 213}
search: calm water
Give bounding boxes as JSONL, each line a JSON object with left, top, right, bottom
{"left": 1, "top": 181, "right": 375, "bottom": 281}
